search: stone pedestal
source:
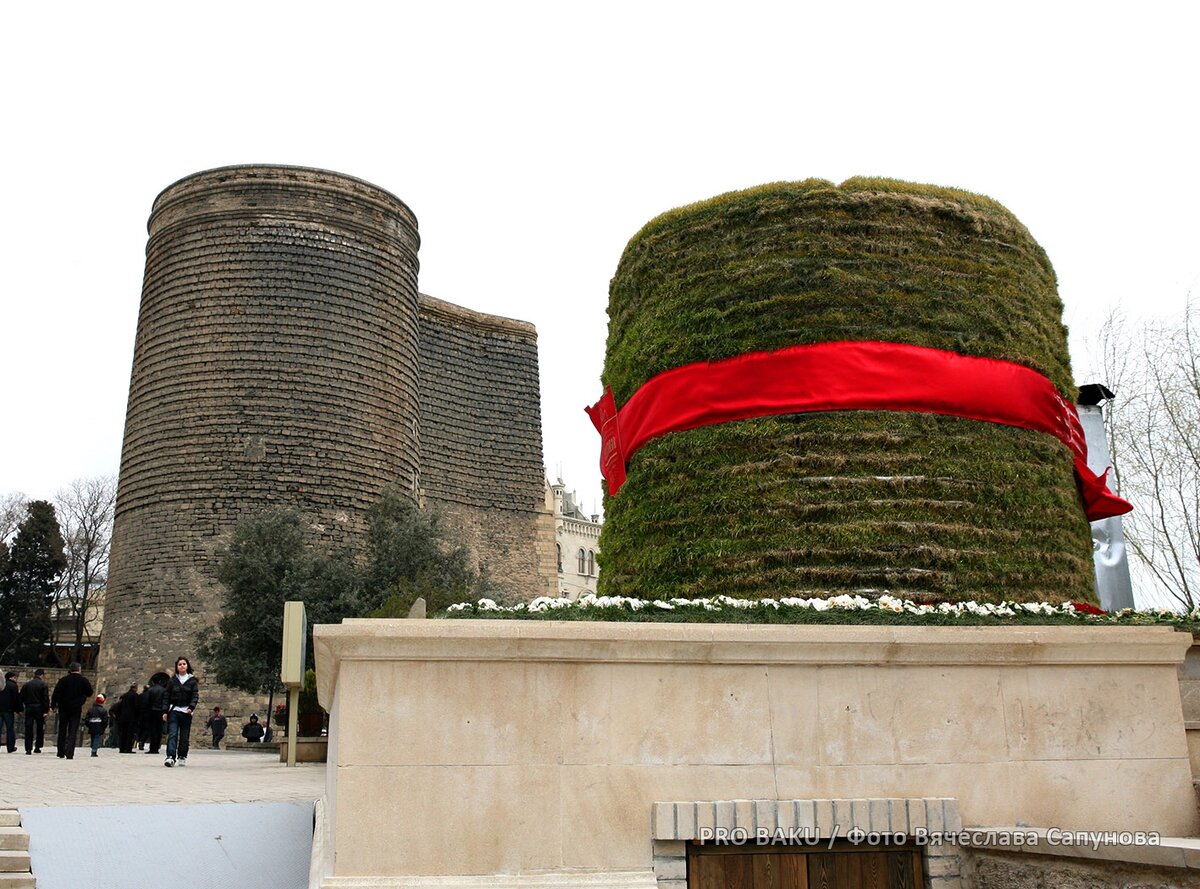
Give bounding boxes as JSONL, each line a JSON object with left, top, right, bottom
{"left": 278, "top": 737, "right": 328, "bottom": 763}
{"left": 313, "top": 620, "right": 1197, "bottom": 889}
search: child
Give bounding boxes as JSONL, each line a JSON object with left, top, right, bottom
{"left": 85, "top": 695, "right": 109, "bottom": 757}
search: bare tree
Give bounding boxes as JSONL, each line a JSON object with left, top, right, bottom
{"left": 1092, "top": 303, "right": 1200, "bottom": 610}
{"left": 0, "top": 492, "right": 27, "bottom": 544}
{"left": 54, "top": 476, "right": 117, "bottom": 662}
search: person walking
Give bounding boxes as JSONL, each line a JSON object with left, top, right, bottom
{"left": 50, "top": 662, "right": 93, "bottom": 759}
{"left": 163, "top": 657, "right": 199, "bottom": 767}
{"left": 142, "top": 675, "right": 167, "bottom": 754}
{"left": 20, "top": 668, "right": 50, "bottom": 754}
{"left": 104, "top": 708, "right": 121, "bottom": 749}
{"left": 114, "top": 684, "right": 141, "bottom": 753}
{"left": 0, "top": 672, "right": 22, "bottom": 753}
{"left": 205, "top": 706, "right": 227, "bottom": 749}
{"left": 85, "top": 695, "right": 108, "bottom": 757}
{"left": 136, "top": 684, "right": 150, "bottom": 750}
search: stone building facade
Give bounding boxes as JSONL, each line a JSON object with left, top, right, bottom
{"left": 548, "top": 479, "right": 602, "bottom": 598}
{"left": 100, "top": 164, "right": 554, "bottom": 701}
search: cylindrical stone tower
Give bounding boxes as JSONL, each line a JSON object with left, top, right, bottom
{"left": 101, "top": 165, "right": 422, "bottom": 691}
{"left": 597, "top": 178, "right": 1096, "bottom": 604}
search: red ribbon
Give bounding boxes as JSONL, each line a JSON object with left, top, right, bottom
{"left": 586, "top": 340, "right": 1132, "bottom": 522}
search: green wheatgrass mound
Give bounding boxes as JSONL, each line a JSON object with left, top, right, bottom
{"left": 597, "top": 178, "right": 1095, "bottom": 604}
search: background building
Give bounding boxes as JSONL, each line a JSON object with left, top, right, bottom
{"left": 46, "top": 587, "right": 104, "bottom": 669}
{"left": 549, "top": 478, "right": 601, "bottom": 598}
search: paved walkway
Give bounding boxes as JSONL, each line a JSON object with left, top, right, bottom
{"left": 1, "top": 746, "right": 325, "bottom": 807}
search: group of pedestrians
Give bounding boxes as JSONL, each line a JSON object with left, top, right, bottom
{"left": 1, "top": 667, "right": 52, "bottom": 754}
{"left": 0, "top": 656, "right": 202, "bottom": 765}
{"left": 1, "top": 664, "right": 86, "bottom": 756}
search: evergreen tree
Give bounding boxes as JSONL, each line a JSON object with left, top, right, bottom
{"left": 363, "top": 487, "right": 486, "bottom": 616}
{"left": 200, "top": 487, "right": 489, "bottom": 695}
{"left": 198, "top": 509, "right": 329, "bottom": 695}
{"left": 0, "top": 500, "right": 67, "bottom": 662}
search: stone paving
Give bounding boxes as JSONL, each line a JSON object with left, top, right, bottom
{"left": 0, "top": 746, "right": 325, "bottom": 808}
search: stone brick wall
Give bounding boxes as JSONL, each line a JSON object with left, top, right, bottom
{"left": 1178, "top": 642, "right": 1200, "bottom": 780}
{"left": 965, "top": 849, "right": 1200, "bottom": 888}
{"left": 417, "top": 294, "right": 557, "bottom": 598}
{"left": 101, "top": 165, "right": 551, "bottom": 713}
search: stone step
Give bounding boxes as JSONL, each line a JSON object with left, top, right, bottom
{"left": 0, "top": 816, "right": 17, "bottom": 829}
{"left": 0, "top": 873, "right": 34, "bottom": 889}
{"left": 0, "top": 832, "right": 27, "bottom": 853}
{"left": 0, "top": 852, "right": 31, "bottom": 874}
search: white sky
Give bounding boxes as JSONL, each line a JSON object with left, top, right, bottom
{"left": 2, "top": 1, "right": 1197, "bottom": 528}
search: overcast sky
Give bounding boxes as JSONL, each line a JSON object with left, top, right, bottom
{"left": 2, "top": 1, "right": 1197, "bottom": 528}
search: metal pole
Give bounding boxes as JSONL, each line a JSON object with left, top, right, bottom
{"left": 1076, "top": 403, "right": 1135, "bottom": 611}
{"left": 287, "top": 686, "right": 299, "bottom": 767}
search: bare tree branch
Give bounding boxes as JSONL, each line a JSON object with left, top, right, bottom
{"left": 1095, "top": 300, "right": 1200, "bottom": 610}
{"left": 53, "top": 476, "right": 117, "bottom": 663}
{"left": 0, "top": 492, "right": 27, "bottom": 545}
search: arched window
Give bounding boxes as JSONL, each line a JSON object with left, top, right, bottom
{"left": 577, "top": 548, "right": 586, "bottom": 575}
{"left": 556, "top": 544, "right": 562, "bottom": 573}
{"left": 587, "top": 551, "right": 595, "bottom": 576}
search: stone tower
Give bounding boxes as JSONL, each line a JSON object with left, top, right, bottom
{"left": 101, "top": 165, "right": 554, "bottom": 695}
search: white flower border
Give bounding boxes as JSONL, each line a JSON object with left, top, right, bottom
{"left": 446, "top": 593, "right": 1193, "bottom": 621}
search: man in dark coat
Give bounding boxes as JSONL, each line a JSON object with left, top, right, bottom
{"left": 0, "top": 672, "right": 22, "bottom": 753}
{"left": 19, "top": 668, "right": 50, "bottom": 754}
{"left": 50, "top": 662, "right": 93, "bottom": 759}
{"left": 113, "top": 684, "right": 142, "bottom": 753}
{"left": 141, "top": 675, "right": 168, "bottom": 754}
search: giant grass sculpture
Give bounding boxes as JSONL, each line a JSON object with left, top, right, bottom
{"left": 596, "top": 178, "right": 1096, "bottom": 604}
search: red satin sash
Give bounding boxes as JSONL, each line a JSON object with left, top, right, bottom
{"left": 587, "top": 340, "right": 1132, "bottom": 521}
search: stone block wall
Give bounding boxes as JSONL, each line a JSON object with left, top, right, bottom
{"left": 417, "top": 294, "right": 557, "bottom": 598}
{"left": 313, "top": 620, "right": 1199, "bottom": 885}
{"left": 965, "top": 849, "right": 1200, "bottom": 888}
{"left": 1177, "top": 641, "right": 1200, "bottom": 780}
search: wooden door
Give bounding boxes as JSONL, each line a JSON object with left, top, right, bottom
{"left": 688, "top": 843, "right": 923, "bottom": 889}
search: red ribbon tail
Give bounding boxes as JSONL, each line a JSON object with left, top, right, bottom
{"left": 585, "top": 387, "right": 627, "bottom": 495}
{"left": 1075, "top": 460, "right": 1133, "bottom": 521}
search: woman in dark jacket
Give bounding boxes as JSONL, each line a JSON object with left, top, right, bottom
{"left": 163, "top": 657, "right": 199, "bottom": 768}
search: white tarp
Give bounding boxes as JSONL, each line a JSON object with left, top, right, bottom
{"left": 20, "top": 801, "right": 313, "bottom": 889}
